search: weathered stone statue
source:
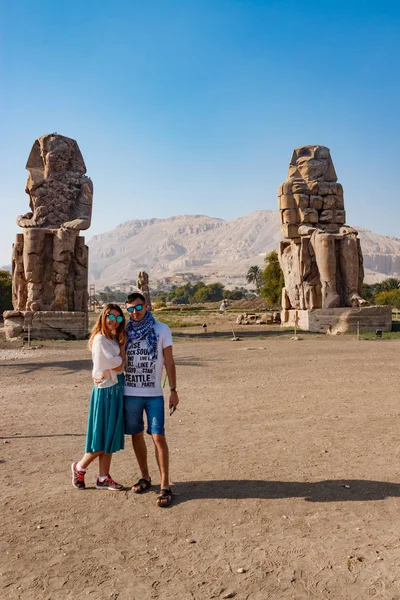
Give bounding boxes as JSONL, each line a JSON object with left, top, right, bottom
{"left": 278, "top": 145, "right": 366, "bottom": 310}
{"left": 4, "top": 133, "right": 92, "bottom": 339}
{"left": 137, "top": 271, "right": 152, "bottom": 310}
{"left": 278, "top": 145, "right": 391, "bottom": 333}
{"left": 18, "top": 133, "right": 92, "bottom": 231}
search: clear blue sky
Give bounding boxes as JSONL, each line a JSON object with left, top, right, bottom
{"left": 1, "top": 0, "right": 399, "bottom": 265}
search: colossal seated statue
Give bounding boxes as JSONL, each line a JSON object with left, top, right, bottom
{"left": 17, "top": 133, "right": 92, "bottom": 230}
{"left": 278, "top": 145, "right": 367, "bottom": 310}
{"left": 12, "top": 134, "right": 92, "bottom": 312}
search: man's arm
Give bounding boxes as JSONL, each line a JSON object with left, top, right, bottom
{"left": 163, "top": 345, "right": 180, "bottom": 410}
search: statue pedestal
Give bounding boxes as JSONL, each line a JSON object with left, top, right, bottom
{"left": 281, "top": 305, "right": 392, "bottom": 334}
{"left": 3, "top": 311, "right": 88, "bottom": 340}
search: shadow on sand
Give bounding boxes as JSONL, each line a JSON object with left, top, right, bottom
{"left": 0, "top": 359, "right": 92, "bottom": 374}
{"left": 0, "top": 433, "right": 86, "bottom": 440}
{"left": 1, "top": 356, "right": 207, "bottom": 373}
{"left": 172, "top": 329, "right": 310, "bottom": 340}
{"left": 172, "top": 479, "right": 400, "bottom": 504}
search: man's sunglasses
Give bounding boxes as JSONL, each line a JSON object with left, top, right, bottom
{"left": 106, "top": 314, "right": 124, "bottom": 323}
{"left": 127, "top": 304, "right": 143, "bottom": 313}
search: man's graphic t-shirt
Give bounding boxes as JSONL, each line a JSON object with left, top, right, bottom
{"left": 124, "top": 321, "right": 173, "bottom": 397}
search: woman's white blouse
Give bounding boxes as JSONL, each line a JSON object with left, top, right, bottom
{"left": 92, "top": 333, "right": 122, "bottom": 388}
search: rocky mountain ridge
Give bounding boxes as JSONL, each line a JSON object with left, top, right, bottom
{"left": 87, "top": 211, "right": 400, "bottom": 289}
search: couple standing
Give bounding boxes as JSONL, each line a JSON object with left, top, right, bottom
{"left": 71, "top": 292, "right": 179, "bottom": 508}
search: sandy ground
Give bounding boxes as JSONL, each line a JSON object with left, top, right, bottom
{"left": 1, "top": 324, "right": 400, "bottom": 599}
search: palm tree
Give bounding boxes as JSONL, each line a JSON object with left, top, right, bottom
{"left": 246, "top": 265, "right": 262, "bottom": 293}
{"left": 377, "top": 277, "right": 400, "bottom": 292}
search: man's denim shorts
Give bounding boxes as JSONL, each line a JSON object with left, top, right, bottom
{"left": 124, "top": 395, "right": 165, "bottom": 436}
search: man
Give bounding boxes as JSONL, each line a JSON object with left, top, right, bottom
{"left": 124, "top": 292, "right": 179, "bottom": 507}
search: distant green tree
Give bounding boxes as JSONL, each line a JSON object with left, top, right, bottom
{"left": 192, "top": 283, "right": 225, "bottom": 303}
{"left": 207, "top": 283, "right": 225, "bottom": 302}
{"left": 192, "top": 281, "right": 207, "bottom": 294}
{"left": 375, "top": 289, "right": 400, "bottom": 309}
{"left": 375, "top": 278, "right": 400, "bottom": 293}
{"left": 97, "top": 291, "right": 113, "bottom": 304}
{"left": 361, "top": 283, "right": 376, "bottom": 304}
{"left": 167, "top": 282, "right": 193, "bottom": 304}
{"left": 114, "top": 290, "right": 129, "bottom": 302}
{"left": 246, "top": 265, "right": 262, "bottom": 293}
{"left": 0, "top": 270, "right": 12, "bottom": 314}
{"left": 96, "top": 287, "right": 128, "bottom": 304}
{"left": 225, "top": 287, "right": 246, "bottom": 300}
{"left": 193, "top": 286, "right": 211, "bottom": 303}
{"left": 154, "top": 292, "right": 168, "bottom": 305}
{"left": 191, "top": 282, "right": 207, "bottom": 302}
{"left": 157, "top": 280, "right": 235, "bottom": 305}
{"left": 259, "top": 250, "right": 284, "bottom": 308}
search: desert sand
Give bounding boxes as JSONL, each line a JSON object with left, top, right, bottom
{"left": 1, "top": 324, "right": 400, "bottom": 599}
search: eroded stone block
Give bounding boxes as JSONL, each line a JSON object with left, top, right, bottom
{"left": 323, "top": 195, "right": 337, "bottom": 210}
{"left": 282, "top": 209, "right": 299, "bottom": 223}
{"left": 293, "top": 194, "right": 309, "bottom": 209}
{"left": 310, "top": 195, "right": 323, "bottom": 210}
{"left": 280, "top": 306, "right": 392, "bottom": 334}
{"left": 280, "top": 223, "right": 299, "bottom": 238}
{"left": 279, "top": 194, "right": 297, "bottom": 209}
{"left": 3, "top": 311, "right": 88, "bottom": 340}
{"left": 299, "top": 208, "right": 318, "bottom": 223}
{"left": 334, "top": 210, "right": 346, "bottom": 223}
{"left": 319, "top": 210, "right": 334, "bottom": 223}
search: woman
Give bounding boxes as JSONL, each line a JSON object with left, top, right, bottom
{"left": 71, "top": 303, "right": 126, "bottom": 490}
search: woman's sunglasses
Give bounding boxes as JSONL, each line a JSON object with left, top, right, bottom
{"left": 127, "top": 304, "right": 143, "bottom": 313}
{"left": 106, "top": 314, "right": 124, "bottom": 323}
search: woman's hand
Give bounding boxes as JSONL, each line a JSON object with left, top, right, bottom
{"left": 93, "top": 371, "right": 106, "bottom": 385}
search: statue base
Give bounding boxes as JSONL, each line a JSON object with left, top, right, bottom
{"left": 3, "top": 310, "right": 88, "bottom": 341}
{"left": 281, "top": 305, "right": 392, "bottom": 334}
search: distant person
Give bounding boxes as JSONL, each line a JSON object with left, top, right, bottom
{"left": 71, "top": 304, "right": 126, "bottom": 491}
{"left": 123, "top": 292, "right": 179, "bottom": 507}
{"left": 220, "top": 299, "right": 229, "bottom": 311}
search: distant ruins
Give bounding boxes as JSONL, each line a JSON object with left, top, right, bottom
{"left": 278, "top": 145, "right": 391, "bottom": 333}
{"left": 3, "top": 133, "right": 92, "bottom": 339}
{"left": 137, "top": 270, "right": 152, "bottom": 310}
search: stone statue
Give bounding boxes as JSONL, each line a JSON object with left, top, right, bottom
{"left": 11, "top": 234, "right": 27, "bottom": 311}
{"left": 137, "top": 271, "right": 152, "bottom": 310}
{"left": 71, "top": 237, "right": 89, "bottom": 312}
{"left": 278, "top": 145, "right": 367, "bottom": 310}
{"left": 4, "top": 133, "right": 92, "bottom": 339}
{"left": 10, "top": 133, "right": 93, "bottom": 313}
{"left": 18, "top": 133, "right": 92, "bottom": 230}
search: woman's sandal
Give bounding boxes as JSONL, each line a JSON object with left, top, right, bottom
{"left": 132, "top": 478, "right": 151, "bottom": 493}
{"left": 156, "top": 488, "right": 173, "bottom": 508}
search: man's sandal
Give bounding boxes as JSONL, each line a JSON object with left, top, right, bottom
{"left": 157, "top": 488, "right": 173, "bottom": 508}
{"left": 132, "top": 478, "right": 151, "bottom": 493}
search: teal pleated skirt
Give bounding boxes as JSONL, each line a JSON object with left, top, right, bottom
{"left": 85, "top": 374, "right": 125, "bottom": 454}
